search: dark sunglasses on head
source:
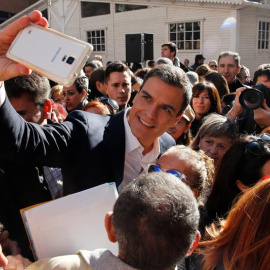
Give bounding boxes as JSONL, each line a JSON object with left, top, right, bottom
{"left": 98, "top": 96, "right": 119, "bottom": 114}
{"left": 244, "top": 134, "right": 270, "bottom": 156}
{"left": 147, "top": 164, "right": 189, "bottom": 182}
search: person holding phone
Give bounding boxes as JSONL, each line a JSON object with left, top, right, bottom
{"left": 0, "top": 10, "right": 191, "bottom": 199}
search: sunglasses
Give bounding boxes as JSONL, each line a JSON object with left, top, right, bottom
{"left": 98, "top": 96, "right": 119, "bottom": 114}
{"left": 209, "top": 65, "right": 217, "bottom": 68}
{"left": 147, "top": 164, "right": 189, "bottom": 182}
{"left": 244, "top": 134, "right": 270, "bottom": 156}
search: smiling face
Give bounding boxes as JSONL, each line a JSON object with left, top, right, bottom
{"left": 127, "top": 77, "right": 183, "bottom": 150}
{"left": 218, "top": 55, "right": 238, "bottom": 85}
{"left": 63, "top": 84, "right": 86, "bottom": 112}
{"left": 192, "top": 89, "right": 211, "bottom": 117}
{"left": 105, "top": 71, "right": 131, "bottom": 110}
{"left": 199, "top": 136, "right": 232, "bottom": 168}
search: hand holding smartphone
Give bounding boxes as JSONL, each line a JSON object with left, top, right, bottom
{"left": 6, "top": 23, "right": 93, "bottom": 86}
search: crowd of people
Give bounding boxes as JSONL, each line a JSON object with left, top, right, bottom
{"left": 0, "top": 10, "right": 269, "bottom": 270}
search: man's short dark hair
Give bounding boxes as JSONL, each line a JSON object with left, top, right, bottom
{"left": 89, "top": 67, "right": 106, "bottom": 92}
{"left": 253, "top": 64, "right": 270, "bottom": 85}
{"left": 148, "top": 60, "right": 156, "bottom": 68}
{"left": 104, "top": 61, "right": 130, "bottom": 84}
{"left": 4, "top": 72, "right": 50, "bottom": 106}
{"left": 84, "top": 62, "right": 98, "bottom": 72}
{"left": 74, "top": 76, "right": 89, "bottom": 94}
{"left": 113, "top": 172, "right": 199, "bottom": 270}
{"left": 218, "top": 51, "right": 240, "bottom": 67}
{"left": 162, "top": 42, "right": 177, "bottom": 57}
{"left": 140, "top": 64, "right": 192, "bottom": 115}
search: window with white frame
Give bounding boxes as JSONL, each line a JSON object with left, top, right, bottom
{"left": 169, "top": 22, "right": 201, "bottom": 51}
{"left": 258, "top": 21, "right": 269, "bottom": 50}
{"left": 87, "top": 30, "right": 105, "bottom": 52}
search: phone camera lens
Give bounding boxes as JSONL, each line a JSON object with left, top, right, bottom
{"left": 66, "top": 56, "right": 75, "bottom": 65}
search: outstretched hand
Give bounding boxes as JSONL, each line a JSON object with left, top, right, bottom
{"left": 0, "top": 10, "right": 48, "bottom": 81}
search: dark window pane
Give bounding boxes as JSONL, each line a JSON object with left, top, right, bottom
{"left": 178, "top": 41, "right": 184, "bottom": 50}
{"left": 185, "top": 22, "right": 192, "bottom": 31}
{"left": 194, "top": 22, "right": 200, "bottom": 31}
{"left": 185, "top": 32, "right": 192, "bottom": 40}
{"left": 81, "top": 2, "right": 110, "bottom": 18}
{"left": 170, "top": 33, "right": 176, "bottom": 40}
{"left": 178, "top": 23, "right": 184, "bottom": 32}
{"left": 194, "top": 32, "right": 200, "bottom": 39}
{"left": 115, "top": 4, "right": 148, "bottom": 13}
{"left": 170, "top": 24, "right": 176, "bottom": 32}
{"left": 262, "top": 41, "right": 265, "bottom": 49}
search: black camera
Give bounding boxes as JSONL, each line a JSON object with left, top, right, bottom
{"left": 239, "top": 84, "right": 270, "bottom": 110}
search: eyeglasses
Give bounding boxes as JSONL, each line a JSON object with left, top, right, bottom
{"left": 244, "top": 134, "right": 270, "bottom": 156}
{"left": 209, "top": 65, "right": 217, "bottom": 68}
{"left": 98, "top": 96, "right": 119, "bottom": 114}
{"left": 147, "top": 164, "right": 189, "bottom": 182}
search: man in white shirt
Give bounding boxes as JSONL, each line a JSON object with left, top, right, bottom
{"left": 0, "top": 10, "right": 192, "bottom": 196}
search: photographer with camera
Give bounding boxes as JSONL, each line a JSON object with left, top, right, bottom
{"left": 226, "top": 64, "right": 270, "bottom": 134}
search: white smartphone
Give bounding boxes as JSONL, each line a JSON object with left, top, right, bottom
{"left": 7, "top": 23, "right": 93, "bottom": 86}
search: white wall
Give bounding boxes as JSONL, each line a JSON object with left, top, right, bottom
{"left": 239, "top": 7, "right": 270, "bottom": 76}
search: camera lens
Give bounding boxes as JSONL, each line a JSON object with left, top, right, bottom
{"left": 66, "top": 56, "right": 75, "bottom": 65}
{"left": 239, "top": 89, "right": 263, "bottom": 110}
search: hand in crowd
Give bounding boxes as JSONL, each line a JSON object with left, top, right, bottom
{"left": 254, "top": 99, "right": 270, "bottom": 128}
{"left": 0, "top": 244, "right": 7, "bottom": 268}
{"left": 5, "top": 255, "right": 32, "bottom": 270}
{"left": 227, "top": 87, "right": 246, "bottom": 120}
{"left": 0, "top": 10, "right": 48, "bottom": 82}
{"left": 0, "top": 231, "right": 20, "bottom": 256}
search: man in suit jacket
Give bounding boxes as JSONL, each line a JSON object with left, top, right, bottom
{"left": 0, "top": 11, "right": 192, "bottom": 196}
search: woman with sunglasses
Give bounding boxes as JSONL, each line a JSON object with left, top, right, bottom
{"left": 205, "top": 134, "right": 270, "bottom": 223}
{"left": 198, "top": 179, "right": 270, "bottom": 270}
{"left": 148, "top": 145, "right": 215, "bottom": 270}
{"left": 190, "top": 82, "right": 222, "bottom": 138}
{"left": 148, "top": 145, "right": 214, "bottom": 205}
